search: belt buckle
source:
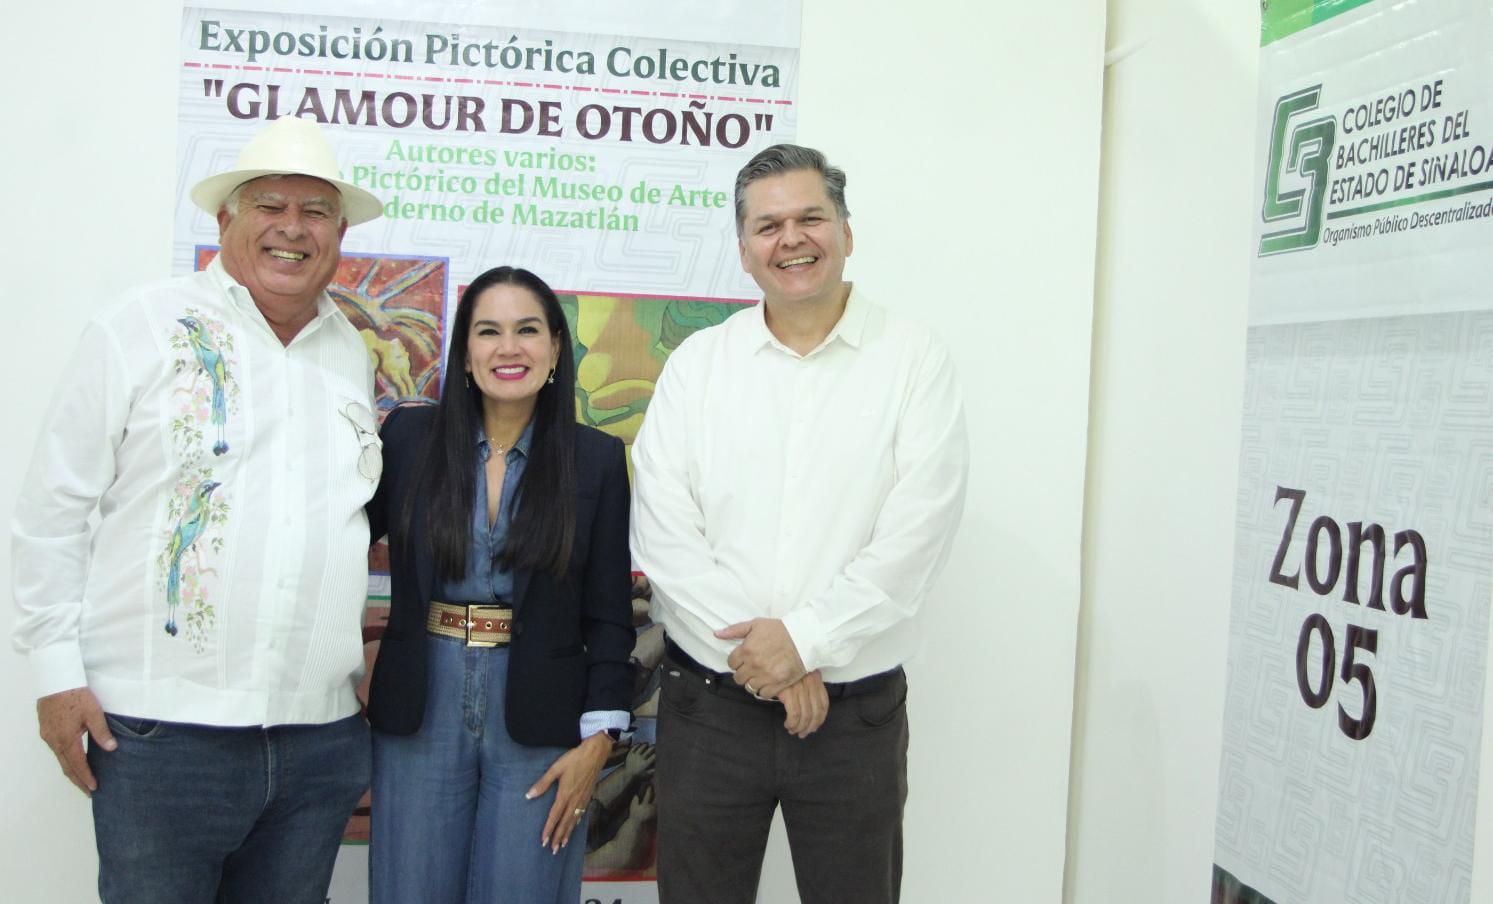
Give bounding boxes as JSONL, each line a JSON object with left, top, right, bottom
{"left": 465, "top": 605, "right": 505, "bottom": 647}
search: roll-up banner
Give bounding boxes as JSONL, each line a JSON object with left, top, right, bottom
{"left": 173, "top": 4, "right": 801, "bottom": 901}
{"left": 1214, "top": 2, "right": 1493, "bottom": 902}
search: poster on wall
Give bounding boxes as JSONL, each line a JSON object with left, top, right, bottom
{"left": 1212, "top": 1, "right": 1493, "bottom": 902}
{"left": 173, "top": 3, "right": 798, "bottom": 902}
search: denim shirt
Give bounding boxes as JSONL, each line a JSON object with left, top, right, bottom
{"left": 434, "top": 421, "right": 629, "bottom": 739}
{"left": 435, "top": 422, "right": 534, "bottom": 605}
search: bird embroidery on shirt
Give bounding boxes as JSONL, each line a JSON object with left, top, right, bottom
{"left": 164, "top": 479, "right": 220, "bottom": 637}
{"left": 177, "top": 316, "right": 231, "bottom": 455}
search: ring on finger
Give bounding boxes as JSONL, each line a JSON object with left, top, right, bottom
{"left": 572, "top": 808, "right": 586, "bottom": 817}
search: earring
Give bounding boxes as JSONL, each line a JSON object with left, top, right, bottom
{"left": 465, "top": 372, "right": 471, "bottom": 389}
{"left": 547, "top": 368, "right": 556, "bottom": 385}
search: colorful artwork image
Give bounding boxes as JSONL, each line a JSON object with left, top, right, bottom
{"left": 194, "top": 248, "right": 448, "bottom": 417}
{"left": 562, "top": 293, "right": 751, "bottom": 475}
{"left": 579, "top": 573, "right": 664, "bottom": 880}
{"left": 557, "top": 295, "right": 748, "bottom": 878}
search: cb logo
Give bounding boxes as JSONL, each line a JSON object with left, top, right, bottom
{"left": 1260, "top": 85, "right": 1336, "bottom": 255}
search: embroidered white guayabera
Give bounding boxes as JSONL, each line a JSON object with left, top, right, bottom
{"left": 13, "top": 255, "right": 379, "bottom": 728}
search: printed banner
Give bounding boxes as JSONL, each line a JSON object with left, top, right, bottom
{"left": 172, "top": 4, "right": 800, "bottom": 902}
{"left": 1213, "top": 2, "right": 1493, "bottom": 902}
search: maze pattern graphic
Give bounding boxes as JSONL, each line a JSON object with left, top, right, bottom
{"left": 1215, "top": 312, "right": 1493, "bottom": 904}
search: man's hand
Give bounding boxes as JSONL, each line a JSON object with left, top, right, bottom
{"left": 777, "top": 671, "right": 829, "bottom": 738}
{"left": 715, "top": 617, "right": 807, "bottom": 698}
{"left": 37, "top": 687, "right": 115, "bottom": 796}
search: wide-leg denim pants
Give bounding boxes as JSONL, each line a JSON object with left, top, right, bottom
{"left": 370, "top": 635, "right": 585, "bottom": 904}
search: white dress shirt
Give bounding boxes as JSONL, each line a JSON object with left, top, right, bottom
{"left": 630, "top": 287, "right": 968, "bottom": 683}
{"left": 11, "top": 256, "right": 379, "bottom": 727}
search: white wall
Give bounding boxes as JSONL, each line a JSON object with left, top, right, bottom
{"left": 0, "top": 4, "right": 181, "bottom": 903}
{"left": 0, "top": 2, "right": 1104, "bottom": 902}
{"left": 1063, "top": 0, "right": 1256, "bottom": 900}
{"left": 759, "top": 2, "right": 1106, "bottom": 901}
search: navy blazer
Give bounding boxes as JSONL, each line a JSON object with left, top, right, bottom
{"left": 365, "top": 404, "right": 634, "bottom": 747}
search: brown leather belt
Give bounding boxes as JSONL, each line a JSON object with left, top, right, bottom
{"left": 427, "top": 602, "right": 514, "bottom": 647}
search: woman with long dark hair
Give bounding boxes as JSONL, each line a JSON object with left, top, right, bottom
{"left": 364, "top": 266, "right": 633, "bottom": 903}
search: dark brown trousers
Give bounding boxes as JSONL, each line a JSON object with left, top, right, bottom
{"left": 655, "top": 651, "right": 909, "bottom": 904}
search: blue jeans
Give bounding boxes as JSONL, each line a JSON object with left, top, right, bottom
{"left": 87, "top": 712, "right": 370, "bottom": 904}
{"left": 370, "top": 636, "right": 585, "bottom": 904}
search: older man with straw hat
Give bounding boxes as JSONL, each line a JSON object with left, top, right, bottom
{"left": 12, "top": 115, "right": 384, "bottom": 903}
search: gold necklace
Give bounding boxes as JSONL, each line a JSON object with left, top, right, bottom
{"left": 488, "top": 426, "right": 527, "bottom": 454}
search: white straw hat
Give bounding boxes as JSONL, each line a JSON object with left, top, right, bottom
{"left": 189, "top": 116, "right": 382, "bottom": 226}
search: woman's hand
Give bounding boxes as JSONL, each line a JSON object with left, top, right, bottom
{"left": 527, "top": 732, "right": 614, "bottom": 853}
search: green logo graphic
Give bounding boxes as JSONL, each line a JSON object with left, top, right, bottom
{"left": 1260, "top": 85, "right": 1336, "bottom": 256}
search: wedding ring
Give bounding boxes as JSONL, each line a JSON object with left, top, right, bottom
{"left": 573, "top": 808, "right": 586, "bottom": 817}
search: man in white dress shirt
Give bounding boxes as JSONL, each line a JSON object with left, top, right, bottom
{"left": 12, "top": 116, "right": 384, "bottom": 903}
{"left": 631, "top": 144, "right": 969, "bottom": 904}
